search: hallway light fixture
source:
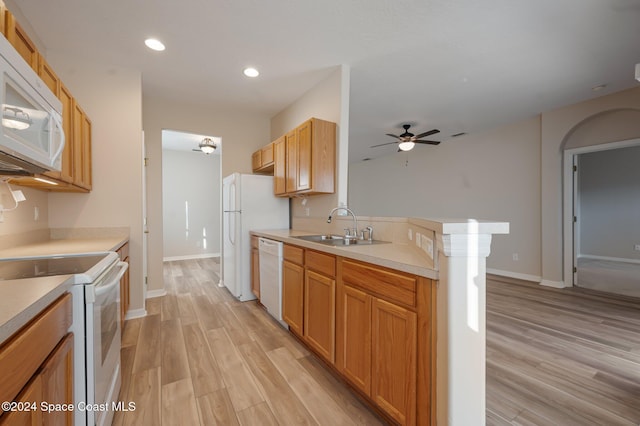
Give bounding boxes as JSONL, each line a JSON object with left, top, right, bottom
{"left": 198, "top": 138, "right": 216, "bottom": 154}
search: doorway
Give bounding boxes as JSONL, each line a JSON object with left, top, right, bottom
{"left": 161, "top": 130, "right": 222, "bottom": 261}
{"left": 563, "top": 138, "right": 640, "bottom": 297}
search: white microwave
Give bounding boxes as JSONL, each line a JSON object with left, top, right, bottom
{"left": 0, "top": 34, "right": 64, "bottom": 176}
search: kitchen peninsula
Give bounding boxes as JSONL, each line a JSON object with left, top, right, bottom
{"left": 253, "top": 216, "right": 508, "bottom": 426}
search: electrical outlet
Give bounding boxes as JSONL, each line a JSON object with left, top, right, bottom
{"left": 415, "top": 232, "right": 421, "bottom": 248}
{"left": 34, "top": 206, "right": 39, "bottom": 221}
{"left": 408, "top": 228, "right": 413, "bottom": 241}
{"left": 512, "top": 253, "right": 519, "bottom": 261}
{"left": 635, "top": 244, "right": 640, "bottom": 251}
{"left": 422, "top": 235, "right": 434, "bottom": 259}
{"left": 304, "top": 207, "right": 310, "bottom": 216}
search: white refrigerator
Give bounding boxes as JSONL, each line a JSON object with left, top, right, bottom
{"left": 221, "top": 172, "right": 289, "bottom": 301}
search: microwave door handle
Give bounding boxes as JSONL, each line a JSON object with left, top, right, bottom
{"left": 51, "top": 112, "right": 65, "bottom": 163}
{"left": 91, "top": 262, "right": 128, "bottom": 301}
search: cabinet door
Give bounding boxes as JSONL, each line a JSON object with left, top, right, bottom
{"left": 285, "top": 130, "right": 297, "bottom": 194}
{"left": 296, "top": 120, "right": 312, "bottom": 191}
{"left": 273, "top": 136, "right": 286, "bottom": 195}
{"left": 251, "top": 150, "right": 261, "bottom": 172}
{"left": 251, "top": 247, "right": 260, "bottom": 298}
{"left": 4, "top": 12, "right": 38, "bottom": 70}
{"left": 336, "top": 284, "right": 371, "bottom": 395}
{"left": 372, "top": 298, "right": 417, "bottom": 426}
{"left": 282, "top": 260, "right": 304, "bottom": 335}
{"left": 72, "top": 103, "right": 92, "bottom": 190}
{"left": 304, "top": 270, "right": 335, "bottom": 363}
{"left": 0, "top": 375, "right": 43, "bottom": 426}
{"left": 41, "top": 333, "right": 74, "bottom": 426}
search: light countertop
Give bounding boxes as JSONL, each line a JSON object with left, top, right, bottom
{"left": 0, "top": 235, "right": 129, "bottom": 259}
{"left": 251, "top": 229, "right": 438, "bottom": 279}
{"left": 0, "top": 234, "right": 129, "bottom": 345}
{"left": 0, "top": 275, "right": 73, "bottom": 344}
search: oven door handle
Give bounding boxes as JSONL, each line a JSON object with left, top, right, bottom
{"left": 88, "top": 261, "right": 128, "bottom": 303}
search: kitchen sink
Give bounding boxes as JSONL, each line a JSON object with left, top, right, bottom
{"left": 292, "top": 234, "right": 389, "bottom": 246}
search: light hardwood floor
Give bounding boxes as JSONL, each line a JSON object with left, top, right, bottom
{"left": 113, "top": 259, "right": 640, "bottom": 425}
{"left": 113, "top": 258, "right": 385, "bottom": 426}
{"left": 486, "top": 276, "right": 640, "bottom": 425}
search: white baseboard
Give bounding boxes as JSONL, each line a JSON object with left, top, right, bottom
{"left": 579, "top": 254, "right": 640, "bottom": 265}
{"left": 163, "top": 253, "right": 220, "bottom": 262}
{"left": 540, "top": 279, "right": 571, "bottom": 289}
{"left": 146, "top": 289, "right": 167, "bottom": 299}
{"left": 486, "top": 268, "right": 541, "bottom": 283}
{"left": 125, "top": 308, "right": 147, "bottom": 320}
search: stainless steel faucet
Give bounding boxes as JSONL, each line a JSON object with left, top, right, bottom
{"left": 327, "top": 206, "right": 358, "bottom": 239}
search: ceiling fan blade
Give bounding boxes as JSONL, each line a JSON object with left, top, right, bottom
{"left": 414, "top": 140, "right": 441, "bottom": 145}
{"left": 371, "top": 142, "right": 397, "bottom": 148}
{"left": 385, "top": 133, "right": 400, "bottom": 139}
{"left": 414, "top": 129, "right": 440, "bottom": 139}
{"left": 192, "top": 149, "right": 202, "bottom": 151}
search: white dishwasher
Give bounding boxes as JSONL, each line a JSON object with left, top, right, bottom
{"left": 258, "top": 237, "right": 287, "bottom": 328}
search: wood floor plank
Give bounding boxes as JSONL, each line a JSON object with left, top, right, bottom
{"left": 121, "top": 317, "right": 142, "bottom": 348}
{"left": 206, "top": 328, "right": 265, "bottom": 412}
{"left": 161, "top": 378, "right": 201, "bottom": 426}
{"left": 267, "top": 346, "right": 354, "bottom": 426}
{"left": 236, "top": 402, "right": 279, "bottom": 426}
{"left": 182, "top": 322, "right": 225, "bottom": 389}
{"left": 193, "top": 293, "right": 224, "bottom": 330}
{"left": 238, "top": 341, "right": 317, "bottom": 425}
{"left": 176, "top": 292, "right": 199, "bottom": 325}
{"left": 160, "top": 318, "right": 191, "bottom": 385}
{"left": 132, "top": 313, "right": 161, "bottom": 372}
{"left": 161, "top": 293, "right": 181, "bottom": 321}
{"left": 124, "top": 367, "right": 161, "bottom": 426}
{"left": 196, "top": 389, "right": 240, "bottom": 426}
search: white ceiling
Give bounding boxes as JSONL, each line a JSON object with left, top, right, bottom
{"left": 162, "top": 130, "right": 221, "bottom": 154}
{"left": 10, "top": 0, "right": 640, "bottom": 163}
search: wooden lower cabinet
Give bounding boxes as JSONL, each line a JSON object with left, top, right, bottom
{"left": 336, "top": 284, "right": 371, "bottom": 395}
{"left": 117, "top": 241, "right": 130, "bottom": 329}
{"left": 304, "top": 270, "right": 335, "bottom": 363}
{"left": 0, "top": 294, "right": 73, "bottom": 426}
{"left": 41, "top": 334, "right": 74, "bottom": 426}
{"left": 282, "top": 259, "right": 304, "bottom": 335}
{"left": 251, "top": 236, "right": 260, "bottom": 298}
{"left": 372, "top": 298, "right": 417, "bottom": 425}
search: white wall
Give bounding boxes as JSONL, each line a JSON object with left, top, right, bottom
{"left": 0, "top": 187, "right": 48, "bottom": 238}
{"left": 579, "top": 145, "right": 640, "bottom": 260}
{"left": 162, "top": 149, "right": 221, "bottom": 259}
{"left": 349, "top": 86, "right": 640, "bottom": 284}
{"left": 271, "top": 66, "right": 349, "bottom": 220}
{"left": 46, "top": 53, "right": 144, "bottom": 310}
{"left": 143, "top": 94, "right": 271, "bottom": 294}
{"left": 349, "top": 117, "right": 541, "bottom": 279}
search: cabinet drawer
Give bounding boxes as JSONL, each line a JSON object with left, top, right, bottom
{"left": 342, "top": 260, "right": 416, "bottom": 308}
{"left": 0, "top": 293, "right": 72, "bottom": 405}
{"left": 284, "top": 244, "right": 304, "bottom": 265}
{"left": 306, "top": 250, "right": 336, "bottom": 278}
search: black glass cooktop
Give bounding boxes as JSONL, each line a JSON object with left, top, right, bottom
{"left": 0, "top": 255, "right": 109, "bottom": 280}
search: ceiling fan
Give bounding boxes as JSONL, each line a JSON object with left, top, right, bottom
{"left": 192, "top": 137, "right": 217, "bottom": 154}
{"left": 371, "top": 124, "right": 440, "bottom": 152}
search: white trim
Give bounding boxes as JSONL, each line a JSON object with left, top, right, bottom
{"left": 563, "top": 137, "right": 640, "bottom": 288}
{"left": 125, "top": 308, "right": 147, "bottom": 320}
{"left": 540, "top": 279, "right": 570, "bottom": 289}
{"left": 579, "top": 254, "right": 640, "bottom": 265}
{"left": 146, "top": 289, "right": 167, "bottom": 298}
{"left": 163, "top": 252, "right": 220, "bottom": 262}
{"left": 486, "top": 268, "right": 541, "bottom": 283}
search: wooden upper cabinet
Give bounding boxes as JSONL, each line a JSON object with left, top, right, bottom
{"left": 37, "top": 54, "right": 60, "bottom": 96}
{"left": 72, "top": 102, "right": 92, "bottom": 190}
{"left": 251, "top": 143, "right": 275, "bottom": 174}
{"left": 273, "top": 136, "right": 286, "bottom": 195}
{"left": 4, "top": 11, "right": 38, "bottom": 70}
{"left": 278, "top": 118, "right": 335, "bottom": 197}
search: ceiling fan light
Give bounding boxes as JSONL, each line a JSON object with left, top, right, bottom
{"left": 200, "top": 145, "right": 215, "bottom": 154}
{"left": 398, "top": 141, "right": 415, "bottom": 151}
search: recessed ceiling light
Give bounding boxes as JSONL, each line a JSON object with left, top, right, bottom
{"left": 243, "top": 67, "right": 259, "bottom": 78}
{"left": 145, "top": 38, "right": 165, "bottom": 51}
{"left": 591, "top": 84, "right": 607, "bottom": 92}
